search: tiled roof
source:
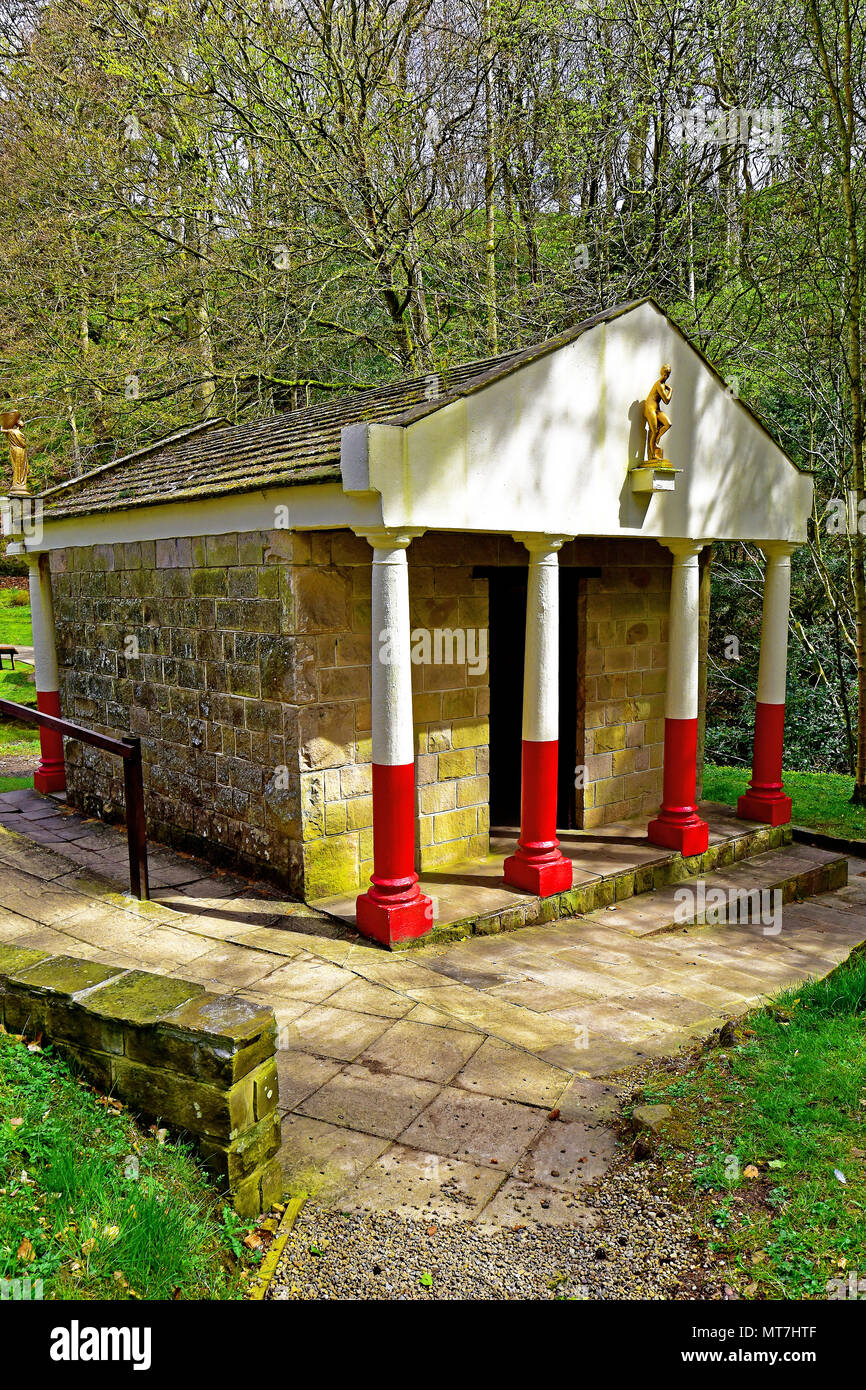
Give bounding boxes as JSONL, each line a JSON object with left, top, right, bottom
{"left": 41, "top": 301, "right": 644, "bottom": 519}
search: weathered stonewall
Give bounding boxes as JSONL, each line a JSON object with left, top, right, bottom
{"left": 0, "top": 944, "right": 281, "bottom": 1216}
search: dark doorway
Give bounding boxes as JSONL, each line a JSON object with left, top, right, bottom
{"left": 481, "top": 566, "right": 595, "bottom": 831}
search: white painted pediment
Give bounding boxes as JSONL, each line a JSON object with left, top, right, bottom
{"left": 342, "top": 300, "right": 812, "bottom": 543}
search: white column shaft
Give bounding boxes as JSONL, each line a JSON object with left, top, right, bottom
{"left": 28, "top": 555, "right": 59, "bottom": 693}
{"left": 665, "top": 544, "right": 703, "bottom": 721}
{"left": 756, "top": 547, "right": 794, "bottom": 705}
{"left": 370, "top": 539, "right": 414, "bottom": 767}
{"left": 522, "top": 547, "right": 561, "bottom": 743}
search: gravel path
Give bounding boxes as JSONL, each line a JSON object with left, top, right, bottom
{"left": 0, "top": 755, "right": 37, "bottom": 776}
{"left": 269, "top": 1162, "right": 720, "bottom": 1301}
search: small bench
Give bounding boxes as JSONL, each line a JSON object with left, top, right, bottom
{"left": 0, "top": 646, "right": 18, "bottom": 670}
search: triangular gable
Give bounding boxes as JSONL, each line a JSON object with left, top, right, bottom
{"left": 342, "top": 300, "right": 812, "bottom": 544}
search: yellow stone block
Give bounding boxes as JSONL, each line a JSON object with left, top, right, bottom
{"left": 595, "top": 777, "right": 625, "bottom": 807}
{"left": 325, "top": 802, "right": 347, "bottom": 834}
{"left": 438, "top": 748, "right": 476, "bottom": 779}
{"left": 442, "top": 689, "right": 475, "bottom": 719}
{"left": 420, "top": 781, "right": 457, "bottom": 815}
{"left": 346, "top": 795, "right": 374, "bottom": 831}
{"left": 593, "top": 725, "right": 626, "bottom": 754}
{"left": 450, "top": 718, "right": 489, "bottom": 750}
{"left": 303, "top": 835, "right": 358, "bottom": 897}
{"left": 340, "top": 763, "right": 372, "bottom": 798}
{"left": 413, "top": 692, "right": 443, "bottom": 723}
{"left": 457, "top": 774, "right": 489, "bottom": 807}
{"left": 611, "top": 749, "right": 636, "bottom": 776}
{"left": 420, "top": 838, "right": 471, "bottom": 870}
{"left": 433, "top": 806, "right": 477, "bottom": 843}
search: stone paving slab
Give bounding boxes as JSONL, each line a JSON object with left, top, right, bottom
{"left": 326, "top": 977, "right": 415, "bottom": 1018}
{"left": 297, "top": 1065, "right": 442, "bottom": 1140}
{"left": 358, "top": 1018, "right": 483, "bottom": 1084}
{"left": 452, "top": 1038, "right": 571, "bottom": 1108}
{"left": 337, "top": 1143, "right": 506, "bottom": 1221}
{"left": 290, "top": 1005, "right": 394, "bottom": 1061}
{"left": 399, "top": 1088, "right": 549, "bottom": 1169}
{"left": 279, "top": 1114, "right": 390, "bottom": 1197}
{"left": 517, "top": 1119, "right": 619, "bottom": 1188}
{"left": 276, "top": 1052, "right": 342, "bottom": 1113}
{"left": 475, "top": 1178, "right": 599, "bottom": 1231}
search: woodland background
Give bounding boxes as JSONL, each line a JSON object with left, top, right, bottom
{"left": 0, "top": 0, "right": 863, "bottom": 778}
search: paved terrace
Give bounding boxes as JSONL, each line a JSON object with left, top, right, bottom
{"left": 0, "top": 787, "right": 864, "bottom": 1226}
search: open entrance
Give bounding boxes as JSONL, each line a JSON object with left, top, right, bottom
{"left": 481, "top": 566, "right": 597, "bottom": 832}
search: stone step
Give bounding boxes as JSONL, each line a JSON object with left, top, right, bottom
{"left": 582, "top": 842, "right": 848, "bottom": 938}
{"left": 427, "top": 815, "right": 805, "bottom": 943}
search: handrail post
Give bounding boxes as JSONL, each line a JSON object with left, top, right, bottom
{"left": 0, "top": 696, "right": 152, "bottom": 902}
{"left": 121, "top": 736, "right": 149, "bottom": 901}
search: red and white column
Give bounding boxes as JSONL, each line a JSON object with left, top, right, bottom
{"left": 504, "top": 534, "right": 573, "bottom": 896}
{"left": 27, "top": 553, "right": 66, "bottom": 795}
{"left": 648, "top": 540, "right": 709, "bottom": 856}
{"left": 737, "top": 542, "right": 796, "bottom": 826}
{"left": 355, "top": 529, "right": 433, "bottom": 947}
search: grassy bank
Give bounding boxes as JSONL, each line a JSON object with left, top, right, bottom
{"left": 704, "top": 763, "right": 866, "bottom": 842}
{"left": 0, "top": 1030, "right": 262, "bottom": 1300}
{"left": 0, "top": 590, "right": 36, "bottom": 711}
{"left": 637, "top": 951, "right": 866, "bottom": 1299}
{"left": 0, "top": 590, "right": 32, "bottom": 647}
{"left": 0, "top": 589, "right": 40, "bottom": 791}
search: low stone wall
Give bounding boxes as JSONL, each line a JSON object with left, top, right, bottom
{"left": 0, "top": 945, "right": 281, "bottom": 1216}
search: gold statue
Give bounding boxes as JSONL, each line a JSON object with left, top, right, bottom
{"left": 2, "top": 411, "right": 31, "bottom": 496}
{"left": 643, "top": 364, "right": 672, "bottom": 463}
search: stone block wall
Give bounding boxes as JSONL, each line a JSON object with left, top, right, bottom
{"left": 0, "top": 944, "right": 281, "bottom": 1215}
{"left": 51, "top": 532, "right": 303, "bottom": 886}
{"left": 576, "top": 539, "right": 671, "bottom": 829}
{"left": 50, "top": 529, "right": 490, "bottom": 901}
{"left": 278, "top": 529, "right": 491, "bottom": 894}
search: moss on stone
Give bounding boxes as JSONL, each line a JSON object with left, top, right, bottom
{"left": 11, "top": 955, "right": 123, "bottom": 998}
{"left": 0, "top": 945, "right": 50, "bottom": 978}
{"left": 303, "top": 835, "right": 358, "bottom": 898}
{"left": 86, "top": 971, "right": 205, "bottom": 1025}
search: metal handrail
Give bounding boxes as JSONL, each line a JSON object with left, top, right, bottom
{"left": 0, "top": 698, "right": 149, "bottom": 900}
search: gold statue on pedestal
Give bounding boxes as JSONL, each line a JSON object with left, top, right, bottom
{"left": 643, "top": 364, "right": 672, "bottom": 463}
{"left": 2, "top": 411, "right": 31, "bottom": 496}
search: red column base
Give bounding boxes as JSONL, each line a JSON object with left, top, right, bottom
{"left": 33, "top": 766, "right": 66, "bottom": 795}
{"left": 34, "top": 690, "right": 66, "bottom": 795}
{"left": 647, "top": 812, "right": 709, "bottom": 857}
{"left": 355, "top": 888, "right": 434, "bottom": 948}
{"left": 736, "top": 791, "right": 792, "bottom": 826}
{"left": 648, "top": 716, "right": 707, "bottom": 856}
{"left": 503, "top": 848, "right": 573, "bottom": 896}
{"left": 737, "top": 702, "right": 790, "bottom": 825}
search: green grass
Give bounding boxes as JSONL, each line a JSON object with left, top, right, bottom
{"left": 0, "top": 709, "right": 39, "bottom": 750}
{"left": 0, "top": 588, "right": 34, "bottom": 716}
{"left": 704, "top": 763, "right": 866, "bottom": 842}
{"left": 0, "top": 667, "right": 37, "bottom": 710}
{"left": 640, "top": 951, "right": 866, "bottom": 1299}
{"left": 0, "top": 590, "right": 32, "bottom": 647}
{"left": 0, "top": 1031, "right": 262, "bottom": 1300}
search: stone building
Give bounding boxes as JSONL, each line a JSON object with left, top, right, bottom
{"left": 9, "top": 300, "right": 812, "bottom": 946}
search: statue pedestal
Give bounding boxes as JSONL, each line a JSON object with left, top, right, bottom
{"left": 629, "top": 461, "right": 682, "bottom": 494}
